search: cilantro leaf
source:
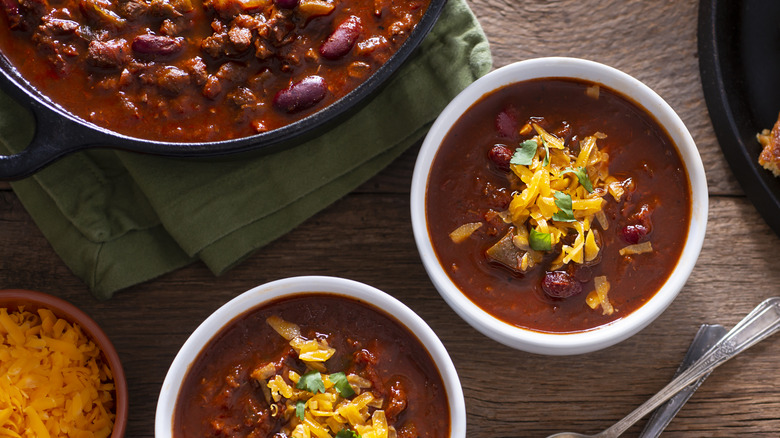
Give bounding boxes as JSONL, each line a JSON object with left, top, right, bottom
{"left": 529, "top": 228, "right": 552, "bottom": 251}
{"left": 542, "top": 141, "right": 550, "bottom": 166}
{"left": 552, "top": 192, "right": 575, "bottom": 222}
{"left": 329, "top": 372, "right": 355, "bottom": 398}
{"left": 510, "top": 139, "right": 538, "bottom": 166}
{"left": 335, "top": 429, "right": 361, "bottom": 438}
{"left": 561, "top": 166, "right": 594, "bottom": 193}
{"left": 296, "top": 400, "right": 305, "bottom": 420}
{"left": 296, "top": 370, "right": 326, "bottom": 394}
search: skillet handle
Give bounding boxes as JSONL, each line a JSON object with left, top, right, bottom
{"left": 0, "top": 99, "right": 110, "bottom": 181}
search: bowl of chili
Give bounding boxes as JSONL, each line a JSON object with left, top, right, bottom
{"left": 411, "top": 57, "right": 708, "bottom": 355}
{"left": 155, "top": 276, "right": 466, "bottom": 437}
{"left": 0, "top": 289, "right": 128, "bottom": 437}
{"left": 0, "top": 0, "right": 445, "bottom": 179}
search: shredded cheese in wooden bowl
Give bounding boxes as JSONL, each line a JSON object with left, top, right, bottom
{"left": 0, "top": 290, "right": 127, "bottom": 438}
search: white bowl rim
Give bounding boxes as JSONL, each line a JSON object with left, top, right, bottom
{"left": 154, "top": 275, "right": 467, "bottom": 436}
{"left": 410, "top": 56, "right": 708, "bottom": 355}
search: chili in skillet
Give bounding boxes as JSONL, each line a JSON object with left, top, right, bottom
{"left": 0, "top": 0, "right": 430, "bottom": 142}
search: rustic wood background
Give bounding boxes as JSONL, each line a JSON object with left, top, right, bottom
{"left": 2, "top": 0, "right": 780, "bottom": 436}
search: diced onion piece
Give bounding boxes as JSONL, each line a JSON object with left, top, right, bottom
{"left": 347, "top": 374, "right": 372, "bottom": 389}
{"left": 266, "top": 315, "right": 301, "bottom": 341}
{"left": 587, "top": 275, "right": 614, "bottom": 315}
{"left": 619, "top": 241, "right": 653, "bottom": 256}
{"left": 448, "top": 222, "right": 482, "bottom": 243}
{"left": 608, "top": 180, "right": 625, "bottom": 201}
{"left": 586, "top": 84, "right": 600, "bottom": 99}
{"left": 250, "top": 362, "right": 277, "bottom": 381}
{"left": 297, "top": 0, "right": 335, "bottom": 17}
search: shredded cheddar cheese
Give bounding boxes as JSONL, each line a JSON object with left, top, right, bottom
{"left": 0, "top": 307, "right": 115, "bottom": 438}
{"left": 259, "top": 317, "right": 394, "bottom": 438}
{"left": 506, "top": 124, "right": 621, "bottom": 273}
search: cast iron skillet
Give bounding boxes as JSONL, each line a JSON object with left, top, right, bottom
{"left": 0, "top": 0, "right": 446, "bottom": 180}
{"left": 698, "top": 0, "right": 780, "bottom": 235}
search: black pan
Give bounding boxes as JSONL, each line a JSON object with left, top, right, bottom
{"left": 0, "top": 0, "right": 446, "bottom": 180}
{"left": 698, "top": 0, "right": 780, "bottom": 235}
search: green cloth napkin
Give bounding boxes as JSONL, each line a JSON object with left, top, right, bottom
{"left": 0, "top": 0, "right": 492, "bottom": 300}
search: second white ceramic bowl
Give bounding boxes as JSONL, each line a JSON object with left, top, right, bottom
{"left": 411, "top": 57, "right": 708, "bottom": 355}
{"left": 155, "top": 276, "right": 466, "bottom": 436}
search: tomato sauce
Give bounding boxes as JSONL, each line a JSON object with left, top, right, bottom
{"left": 425, "top": 78, "right": 692, "bottom": 333}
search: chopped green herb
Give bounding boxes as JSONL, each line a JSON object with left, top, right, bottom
{"left": 296, "top": 370, "right": 326, "bottom": 394}
{"left": 542, "top": 141, "right": 550, "bottom": 166}
{"left": 296, "top": 400, "right": 305, "bottom": 420}
{"left": 552, "top": 192, "right": 575, "bottom": 222}
{"left": 335, "top": 429, "right": 361, "bottom": 438}
{"left": 529, "top": 228, "right": 552, "bottom": 251}
{"left": 510, "top": 139, "right": 538, "bottom": 166}
{"left": 561, "top": 166, "right": 594, "bottom": 193}
{"left": 329, "top": 372, "right": 355, "bottom": 398}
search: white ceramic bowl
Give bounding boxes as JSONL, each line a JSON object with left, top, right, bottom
{"left": 410, "top": 57, "right": 708, "bottom": 356}
{"left": 155, "top": 276, "right": 466, "bottom": 436}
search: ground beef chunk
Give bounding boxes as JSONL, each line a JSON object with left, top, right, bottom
{"left": 264, "top": 8, "right": 294, "bottom": 46}
{"left": 228, "top": 25, "right": 252, "bottom": 50}
{"left": 384, "top": 380, "right": 408, "bottom": 422}
{"left": 388, "top": 12, "right": 414, "bottom": 42}
{"left": 155, "top": 65, "right": 190, "bottom": 94}
{"left": 182, "top": 56, "right": 208, "bottom": 85}
{"left": 31, "top": 10, "right": 81, "bottom": 74}
{"left": 86, "top": 38, "right": 131, "bottom": 68}
{"left": 118, "top": 0, "right": 149, "bottom": 19}
{"left": 2, "top": 0, "right": 48, "bottom": 30}
{"left": 38, "top": 14, "right": 79, "bottom": 36}
{"left": 215, "top": 61, "right": 247, "bottom": 83}
{"left": 202, "top": 74, "right": 222, "bottom": 99}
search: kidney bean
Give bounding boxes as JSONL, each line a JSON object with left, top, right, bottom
{"left": 273, "top": 75, "right": 328, "bottom": 113}
{"left": 488, "top": 144, "right": 513, "bottom": 171}
{"left": 542, "top": 271, "right": 582, "bottom": 298}
{"left": 132, "top": 34, "right": 184, "bottom": 57}
{"left": 620, "top": 224, "right": 648, "bottom": 244}
{"left": 319, "top": 15, "right": 362, "bottom": 60}
{"left": 273, "top": 0, "right": 298, "bottom": 8}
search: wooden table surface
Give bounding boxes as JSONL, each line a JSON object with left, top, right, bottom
{"left": 2, "top": 0, "right": 780, "bottom": 436}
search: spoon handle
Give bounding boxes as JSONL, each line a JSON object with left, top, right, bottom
{"left": 601, "top": 297, "right": 780, "bottom": 438}
{"left": 637, "top": 324, "right": 726, "bottom": 438}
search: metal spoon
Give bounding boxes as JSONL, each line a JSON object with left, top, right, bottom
{"left": 547, "top": 297, "right": 780, "bottom": 438}
{"left": 638, "top": 323, "right": 726, "bottom": 438}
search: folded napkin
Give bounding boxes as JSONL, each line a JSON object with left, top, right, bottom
{"left": 0, "top": 0, "right": 492, "bottom": 300}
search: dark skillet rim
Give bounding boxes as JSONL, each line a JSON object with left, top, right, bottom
{"left": 0, "top": 0, "right": 447, "bottom": 158}
{"left": 697, "top": 0, "right": 780, "bottom": 235}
